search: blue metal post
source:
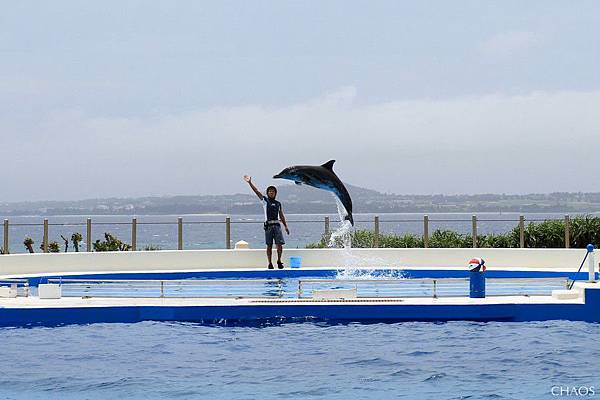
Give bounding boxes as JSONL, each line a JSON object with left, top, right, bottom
{"left": 469, "top": 270, "right": 486, "bottom": 298}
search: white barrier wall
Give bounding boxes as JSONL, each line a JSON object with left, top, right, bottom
{"left": 0, "top": 248, "right": 594, "bottom": 277}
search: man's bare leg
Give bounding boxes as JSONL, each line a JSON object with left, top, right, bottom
{"left": 267, "top": 245, "right": 273, "bottom": 268}
{"left": 276, "top": 244, "right": 284, "bottom": 268}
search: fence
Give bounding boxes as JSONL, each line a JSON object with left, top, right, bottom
{"left": 297, "top": 277, "right": 569, "bottom": 298}
{"left": 47, "top": 278, "right": 284, "bottom": 299}
{"left": 44, "top": 277, "right": 568, "bottom": 299}
{"left": 0, "top": 214, "right": 578, "bottom": 254}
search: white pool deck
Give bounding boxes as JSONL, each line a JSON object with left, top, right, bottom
{"left": 0, "top": 247, "right": 597, "bottom": 278}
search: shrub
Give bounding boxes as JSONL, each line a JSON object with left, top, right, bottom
{"left": 478, "top": 233, "right": 518, "bottom": 248}
{"left": 381, "top": 233, "right": 424, "bottom": 248}
{"left": 520, "top": 220, "right": 565, "bottom": 248}
{"left": 571, "top": 215, "right": 600, "bottom": 248}
{"left": 429, "top": 229, "right": 471, "bottom": 248}
{"left": 93, "top": 233, "right": 131, "bottom": 252}
{"left": 305, "top": 215, "right": 600, "bottom": 249}
{"left": 350, "top": 230, "right": 376, "bottom": 248}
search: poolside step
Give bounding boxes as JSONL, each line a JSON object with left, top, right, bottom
{"left": 0, "top": 285, "right": 17, "bottom": 298}
{"left": 552, "top": 289, "right": 581, "bottom": 300}
{"left": 312, "top": 288, "right": 357, "bottom": 300}
{"left": 38, "top": 284, "right": 62, "bottom": 299}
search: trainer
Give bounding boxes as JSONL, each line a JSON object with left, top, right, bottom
{"left": 243, "top": 175, "right": 290, "bottom": 269}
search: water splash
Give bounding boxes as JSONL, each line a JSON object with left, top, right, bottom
{"left": 325, "top": 196, "right": 405, "bottom": 279}
{"left": 335, "top": 267, "right": 406, "bottom": 280}
{"left": 327, "top": 197, "right": 352, "bottom": 249}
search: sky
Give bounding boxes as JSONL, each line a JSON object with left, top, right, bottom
{"left": 1, "top": 0, "right": 599, "bottom": 201}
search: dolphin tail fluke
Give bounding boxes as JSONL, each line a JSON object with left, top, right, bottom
{"left": 345, "top": 213, "right": 354, "bottom": 226}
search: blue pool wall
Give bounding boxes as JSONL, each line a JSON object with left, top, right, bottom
{"left": 2, "top": 286, "right": 600, "bottom": 327}
{"left": 17, "top": 269, "right": 600, "bottom": 287}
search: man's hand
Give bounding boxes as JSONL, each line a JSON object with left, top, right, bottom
{"left": 244, "top": 175, "right": 263, "bottom": 199}
{"left": 284, "top": 225, "right": 290, "bottom": 235}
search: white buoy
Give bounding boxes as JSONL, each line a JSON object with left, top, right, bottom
{"left": 234, "top": 240, "right": 249, "bottom": 249}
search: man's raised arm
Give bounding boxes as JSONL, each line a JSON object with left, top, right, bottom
{"left": 243, "top": 175, "right": 263, "bottom": 200}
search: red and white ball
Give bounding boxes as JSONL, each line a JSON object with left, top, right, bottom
{"left": 468, "top": 258, "right": 486, "bottom": 272}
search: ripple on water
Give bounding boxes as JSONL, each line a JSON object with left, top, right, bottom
{"left": 0, "top": 320, "right": 599, "bottom": 399}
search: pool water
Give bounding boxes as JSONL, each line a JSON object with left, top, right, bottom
{"left": 0, "top": 320, "right": 598, "bottom": 399}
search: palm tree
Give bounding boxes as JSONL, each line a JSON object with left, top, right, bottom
{"left": 24, "top": 237, "right": 34, "bottom": 253}
{"left": 60, "top": 235, "right": 69, "bottom": 252}
{"left": 71, "top": 233, "right": 83, "bottom": 252}
{"left": 48, "top": 241, "right": 60, "bottom": 253}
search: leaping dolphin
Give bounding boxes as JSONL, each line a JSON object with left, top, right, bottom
{"left": 273, "top": 160, "right": 354, "bottom": 225}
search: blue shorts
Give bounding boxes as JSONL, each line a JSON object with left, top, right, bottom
{"left": 265, "top": 223, "right": 285, "bottom": 246}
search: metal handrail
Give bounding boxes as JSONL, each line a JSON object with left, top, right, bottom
{"left": 48, "top": 278, "right": 285, "bottom": 299}
{"left": 48, "top": 278, "right": 281, "bottom": 284}
{"left": 299, "top": 278, "right": 468, "bottom": 284}
{"left": 35, "top": 276, "right": 569, "bottom": 300}
{"left": 0, "top": 278, "right": 29, "bottom": 284}
{"left": 297, "top": 277, "right": 569, "bottom": 299}
{"left": 4, "top": 217, "right": 573, "bottom": 226}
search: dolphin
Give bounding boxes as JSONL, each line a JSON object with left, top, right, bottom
{"left": 273, "top": 160, "right": 354, "bottom": 225}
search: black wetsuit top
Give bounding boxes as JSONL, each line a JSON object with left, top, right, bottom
{"left": 262, "top": 196, "right": 282, "bottom": 222}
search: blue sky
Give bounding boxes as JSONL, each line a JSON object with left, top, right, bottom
{"left": 1, "top": 1, "right": 599, "bottom": 200}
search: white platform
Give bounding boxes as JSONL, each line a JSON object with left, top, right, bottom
{"left": 0, "top": 248, "right": 595, "bottom": 278}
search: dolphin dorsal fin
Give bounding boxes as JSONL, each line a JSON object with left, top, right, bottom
{"left": 321, "top": 160, "right": 335, "bottom": 171}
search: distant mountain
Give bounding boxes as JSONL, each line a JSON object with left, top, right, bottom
{"left": 3, "top": 185, "right": 600, "bottom": 216}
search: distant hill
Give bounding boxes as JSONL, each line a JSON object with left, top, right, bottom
{"left": 3, "top": 185, "right": 600, "bottom": 216}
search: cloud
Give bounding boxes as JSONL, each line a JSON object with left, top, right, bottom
{"left": 2, "top": 87, "right": 600, "bottom": 201}
{"left": 480, "top": 31, "right": 542, "bottom": 61}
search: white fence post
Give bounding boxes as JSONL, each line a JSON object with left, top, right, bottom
{"left": 131, "top": 218, "right": 137, "bottom": 251}
{"left": 86, "top": 218, "right": 92, "bottom": 252}
{"left": 3, "top": 219, "right": 8, "bottom": 254}
{"left": 519, "top": 215, "right": 525, "bottom": 248}
{"left": 225, "top": 216, "right": 231, "bottom": 249}
{"left": 423, "top": 215, "right": 429, "bottom": 248}
{"left": 472, "top": 215, "right": 477, "bottom": 248}
{"left": 374, "top": 216, "right": 380, "bottom": 248}
{"left": 564, "top": 215, "right": 570, "bottom": 249}
{"left": 178, "top": 217, "right": 183, "bottom": 250}
{"left": 43, "top": 219, "right": 49, "bottom": 253}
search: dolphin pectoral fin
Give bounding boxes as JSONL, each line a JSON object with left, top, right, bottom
{"left": 295, "top": 181, "right": 302, "bottom": 185}
{"left": 321, "top": 160, "right": 335, "bottom": 170}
